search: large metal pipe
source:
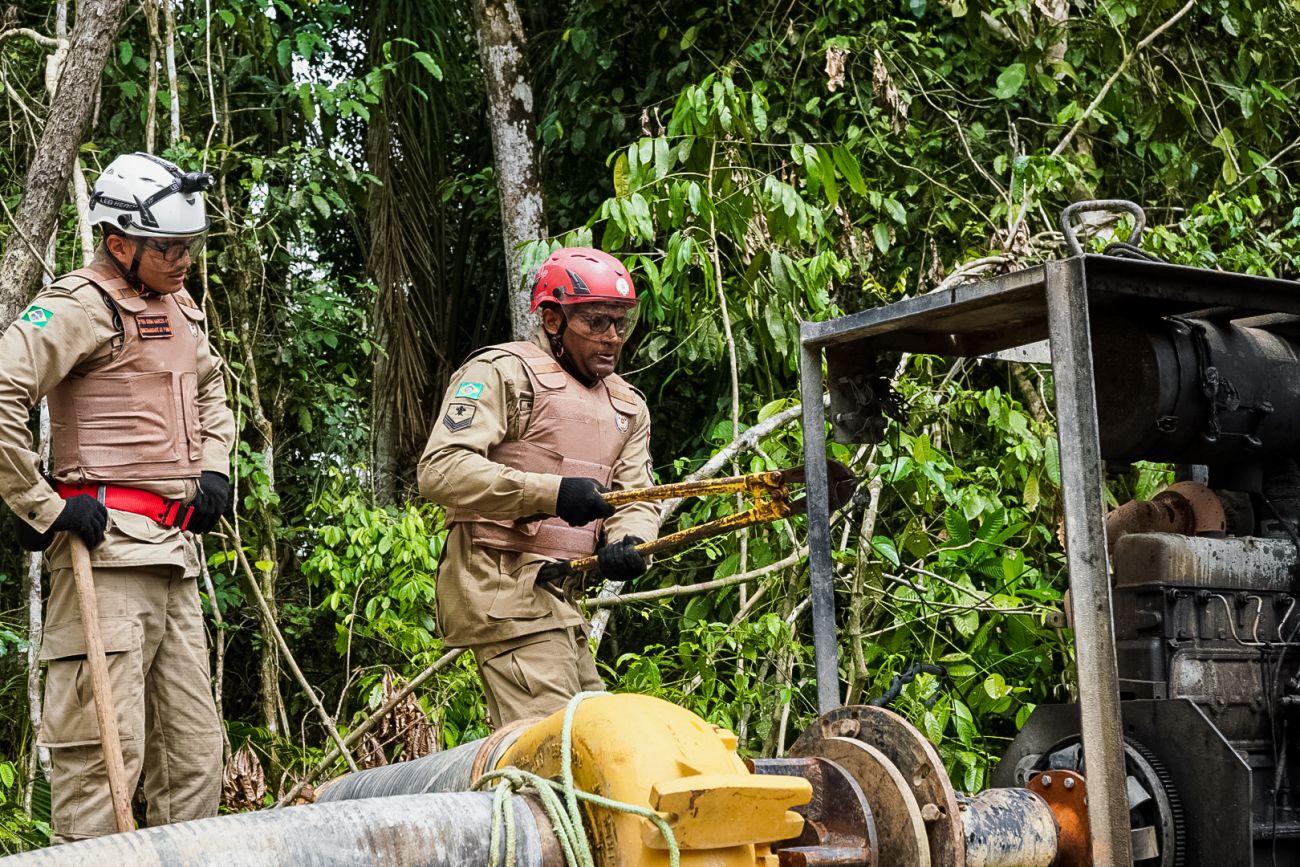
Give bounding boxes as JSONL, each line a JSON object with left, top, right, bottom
{"left": 317, "top": 723, "right": 528, "bottom": 802}
{"left": 959, "top": 788, "right": 1058, "bottom": 867}
{"left": 0, "top": 792, "right": 556, "bottom": 867}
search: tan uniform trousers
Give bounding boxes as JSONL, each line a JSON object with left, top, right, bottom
{"left": 472, "top": 626, "right": 604, "bottom": 726}
{"left": 39, "top": 563, "right": 221, "bottom": 843}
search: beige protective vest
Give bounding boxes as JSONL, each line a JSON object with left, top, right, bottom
{"left": 453, "top": 341, "right": 641, "bottom": 560}
{"left": 47, "top": 267, "right": 207, "bottom": 483}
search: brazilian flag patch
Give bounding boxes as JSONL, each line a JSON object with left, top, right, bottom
{"left": 455, "top": 381, "right": 485, "bottom": 400}
{"left": 19, "top": 306, "right": 53, "bottom": 329}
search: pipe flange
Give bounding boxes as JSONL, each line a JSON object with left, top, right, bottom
{"left": 792, "top": 705, "right": 964, "bottom": 867}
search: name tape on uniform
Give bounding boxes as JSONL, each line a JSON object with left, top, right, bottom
{"left": 137, "top": 313, "right": 174, "bottom": 339}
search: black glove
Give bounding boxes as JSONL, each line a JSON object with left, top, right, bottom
{"left": 12, "top": 513, "right": 55, "bottom": 552}
{"left": 186, "top": 471, "right": 229, "bottom": 534}
{"left": 50, "top": 494, "right": 109, "bottom": 549}
{"left": 596, "top": 535, "right": 648, "bottom": 581}
{"left": 555, "top": 477, "right": 614, "bottom": 527}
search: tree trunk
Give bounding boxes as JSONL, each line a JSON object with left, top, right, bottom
{"left": 469, "top": 0, "right": 547, "bottom": 341}
{"left": 1035, "top": 0, "right": 1070, "bottom": 67}
{"left": 0, "top": 0, "right": 128, "bottom": 327}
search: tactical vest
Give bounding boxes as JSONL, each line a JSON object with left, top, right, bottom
{"left": 47, "top": 267, "right": 207, "bottom": 483}
{"left": 451, "top": 341, "right": 642, "bottom": 560}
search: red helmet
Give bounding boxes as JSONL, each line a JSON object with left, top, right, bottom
{"left": 529, "top": 247, "right": 637, "bottom": 311}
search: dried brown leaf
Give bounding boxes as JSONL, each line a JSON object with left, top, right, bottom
{"left": 221, "top": 744, "right": 266, "bottom": 811}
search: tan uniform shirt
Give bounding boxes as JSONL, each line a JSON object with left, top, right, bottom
{"left": 0, "top": 260, "right": 236, "bottom": 574}
{"left": 419, "top": 331, "right": 658, "bottom": 646}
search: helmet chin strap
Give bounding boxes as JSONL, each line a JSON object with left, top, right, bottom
{"left": 105, "top": 235, "right": 146, "bottom": 290}
{"left": 547, "top": 312, "right": 597, "bottom": 386}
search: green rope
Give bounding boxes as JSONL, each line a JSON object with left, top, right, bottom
{"left": 473, "top": 691, "right": 681, "bottom": 867}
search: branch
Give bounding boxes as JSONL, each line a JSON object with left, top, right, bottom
{"left": 274, "top": 647, "right": 466, "bottom": 807}
{"left": 585, "top": 548, "right": 805, "bottom": 609}
{"left": 221, "top": 517, "right": 358, "bottom": 774}
{"left": 0, "top": 28, "right": 60, "bottom": 49}
{"left": 1050, "top": 0, "right": 1197, "bottom": 158}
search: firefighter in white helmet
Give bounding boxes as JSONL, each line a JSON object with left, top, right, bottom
{"left": 0, "top": 153, "right": 235, "bottom": 841}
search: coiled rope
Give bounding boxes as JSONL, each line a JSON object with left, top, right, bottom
{"left": 472, "top": 691, "right": 681, "bottom": 867}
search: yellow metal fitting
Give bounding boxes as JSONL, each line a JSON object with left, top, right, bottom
{"left": 497, "top": 693, "right": 811, "bottom": 867}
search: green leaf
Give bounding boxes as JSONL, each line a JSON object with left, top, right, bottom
{"left": 871, "top": 222, "right": 891, "bottom": 253}
{"left": 994, "top": 63, "right": 1027, "bottom": 100}
{"left": 680, "top": 26, "right": 699, "bottom": 51}
{"left": 1023, "top": 473, "right": 1040, "bottom": 511}
{"left": 118, "top": 41, "right": 133, "bottom": 67}
{"left": 944, "top": 509, "right": 971, "bottom": 544}
{"left": 613, "top": 152, "right": 631, "bottom": 198}
{"left": 751, "top": 93, "right": 768, "bottom": 133}
{"left": 412, "top": 51, "right": 444, "bottom": 80}
{"left": 1045, "top": 438, "right": 1061, "bottom": 487}
{"left": 871, "top": 535, "right": 901, "bottom": 566}
{"left": 653, "top": 137, "right": 670, "bottom": 180}
{"left": 217, "top": 8, "right": 235, "bottom": 26}
{"left": 984, "top": 672, "right": 1011, "bottom": 699}
{"left": 833, "top": 145, "right": 867, "bottom": 196}
{"left": 882, "top": 197, "right": 907, "bottom": 226}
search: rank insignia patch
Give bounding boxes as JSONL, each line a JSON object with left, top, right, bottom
{"left": 442, "top": 401, "right": 477, "bottom": 432}
{"left": 136, "top": 313, "right": 173, "bottom": 339}
{"left": 455, "top": 381, "right": 485, "bottom": 400}
{"left": 615, "top": 413, "right": 630, "bottom": 433}
{"left": 19, "top": 306, "right": 53, "bottom": 328}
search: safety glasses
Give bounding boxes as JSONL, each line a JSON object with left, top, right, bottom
{"left": 143, "top": 234, "right": 207, "bottom": 264}
{"left": 565, "top": 305, "right": 639, "bottom": 339}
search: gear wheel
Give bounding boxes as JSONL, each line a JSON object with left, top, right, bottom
{"left": 1032, "top": 735, "right": 1185, "bottom": 867}
{"left": 1126, "top": 737, "right": 1186, "bottom": 867}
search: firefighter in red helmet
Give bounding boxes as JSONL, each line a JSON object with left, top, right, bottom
{"left": 418, "top": 247, "right": 657, "bottom": 726}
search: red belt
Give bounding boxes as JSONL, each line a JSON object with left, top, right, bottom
{"left": 55, "top": 483, "right": 195, "bottom": 531}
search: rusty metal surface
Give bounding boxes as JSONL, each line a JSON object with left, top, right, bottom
{"left": 0, "top": 792, "right": 557, "bottom": 867}
{"left": 958, "top": 788, "right": 1057, "bottom": 867}
{"left": 751, "top": 757, "right": 876, "bottom": 867}
{"left": 1104, "top": 481, "right": 1226, "bottom": 553}
{"left": 1027, "top": 770, "right": 1090, "bottom": 867}
{"left": 791, "top": 736, "right": 929, "bottom": 867}
{"left": 792, "top": 706, "right": 964, "bottom": 867}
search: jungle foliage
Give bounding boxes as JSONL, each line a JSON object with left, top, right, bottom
{"left": 0, "top": 0, "right": 1297, "bottom": 848}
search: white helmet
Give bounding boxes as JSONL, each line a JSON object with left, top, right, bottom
{"left": 88, "top": 152, "right": 213, "bottom": 238}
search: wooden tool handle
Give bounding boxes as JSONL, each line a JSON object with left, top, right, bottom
{"left": 69, "top": 536, "right": 134, "bottom": 834}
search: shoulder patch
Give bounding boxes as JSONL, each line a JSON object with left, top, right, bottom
{"left": 442, "top": 401, "right": 478, "bottom": 432}
{"left": 455, "top": 381, "right": 485, "bottom": 400}
{"left": 18, "top": 305, "right": 53, "bottom": 328}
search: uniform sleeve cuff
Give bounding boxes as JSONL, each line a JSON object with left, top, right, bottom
{"left": 524, "top": 473, "right": 564, "bottom": 516}
{"left": 202, "top": 446, "right": 231, "bottom": 477}
{"left": 22, "top": 492, "right": 65, "bottom": 533}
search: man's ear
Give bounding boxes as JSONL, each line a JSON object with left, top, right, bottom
{"left": 105, "top": 233, "right": 133, "bottom": 262}
{"left": 540, "top": 306, "right": 563, "bottom": 336}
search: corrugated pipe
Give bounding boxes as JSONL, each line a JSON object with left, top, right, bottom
{"left": 0, "top": 791, "right": 556, "bottom": 867}
{"left": 318, "top": 720, "right": 531, "bottom": 802}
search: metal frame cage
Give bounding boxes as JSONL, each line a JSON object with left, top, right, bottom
{"left": 798, "top": 253, "right": 1300, "bottom": 865}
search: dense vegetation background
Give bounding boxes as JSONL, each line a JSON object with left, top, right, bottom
{"left": 0, "top": 0, "right": 1297, "bottom": 847}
